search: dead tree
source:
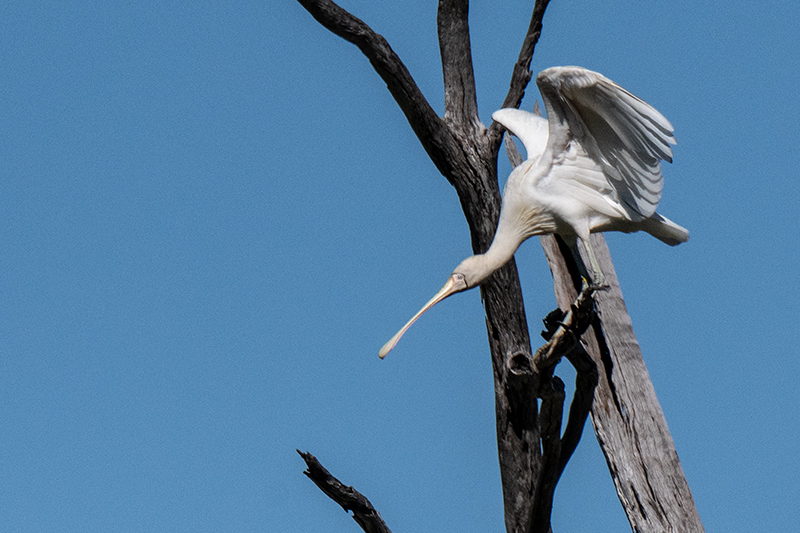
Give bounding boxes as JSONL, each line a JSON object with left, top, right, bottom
{"left": 295, "top": 1, "right": 703, "bottom": 532}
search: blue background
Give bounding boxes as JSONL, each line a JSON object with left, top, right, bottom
{"left": 2, "top": 1, "right": 798, "bottom": 531}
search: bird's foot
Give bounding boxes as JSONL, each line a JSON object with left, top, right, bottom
{"left": 580, "top": 276, "right": 609, "bottom": 294}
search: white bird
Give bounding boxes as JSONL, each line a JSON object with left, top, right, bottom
{"left": 379, "top": 66, "right": 688, "bottom": 358}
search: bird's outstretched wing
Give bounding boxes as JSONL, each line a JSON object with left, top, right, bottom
{"left": 536, "top": 66, "right": 676, "bottom": 219}
{"left": 491, "top": 108, "right": 549, "bottom": 163}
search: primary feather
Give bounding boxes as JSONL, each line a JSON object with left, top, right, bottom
{"left": 532, "top": 66, "right": 678, "bottom": 220}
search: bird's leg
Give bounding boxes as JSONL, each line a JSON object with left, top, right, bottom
{"left": 566, "top": 238, "right": 588, "bottom": 282}
{"left": 581, "top": 238, "right": 607, "bottom": 289}
{"left": 568, "top": 237, "right": 607, "bottom": 290}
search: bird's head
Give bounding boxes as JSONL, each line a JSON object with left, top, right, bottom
{"left": 451, "top": 254, "right": 495, "bottom": 289}
{"left": 378, "top": 257, "right": 489, "bottom": 359}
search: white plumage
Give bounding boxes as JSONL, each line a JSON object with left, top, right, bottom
{"left": 379, "top": 66, "right": 688, "bottom": 358}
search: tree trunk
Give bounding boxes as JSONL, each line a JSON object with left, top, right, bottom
{"left": 540, "top": 234, "right": 703, "bottom": 532}
{"left": 295, "top": 1, "right": 703, "bottom": 531}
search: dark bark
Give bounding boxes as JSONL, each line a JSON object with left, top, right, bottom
{"left": 528, "top": 281, "right": 598, "bottom": 533}
{"left": 297, "top": 4, "right": 546, "bottom": 531}
{"left": 298, "top": 450, "right": 392, "bottom": 533}
{"left": 296, "top": 2, "right": 702, "bottom": 532}
{"left": 438, "top": 0, "right": 480, "bottom": 128}
{"left": 558, "top": 343, "right": 598, "bottom": 480}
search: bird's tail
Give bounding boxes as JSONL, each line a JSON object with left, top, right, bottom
{"left": 642, "top": 213, "right": 689, "bottom": 246}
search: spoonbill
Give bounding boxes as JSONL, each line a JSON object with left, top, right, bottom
{"left": 379, "top": 66, "right": 688, "bottom": 359}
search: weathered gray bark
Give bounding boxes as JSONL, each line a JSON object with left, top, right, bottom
{"left": 540, "top": 235, "right": 703, "bottom": 532}
{"left": 295, "top": 1, "right": 702, "bottom": 532}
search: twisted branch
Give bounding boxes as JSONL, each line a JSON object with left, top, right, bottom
{"left": 298, "top": 450, "right": 392, "bottom": 533}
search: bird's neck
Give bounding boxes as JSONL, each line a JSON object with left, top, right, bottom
{"left": 472, "top": 228, "right": 524, "bottom": 285}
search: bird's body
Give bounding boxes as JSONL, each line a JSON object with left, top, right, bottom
{"left": 379, "top": 66, "right": 688, "bottom": 358}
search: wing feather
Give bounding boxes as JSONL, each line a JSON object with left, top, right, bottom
{"left": 592, "top": 82, "right": 675, "bottom": 162}
{"left": 491, "top": 108, "right": 549, "bottom": 163}
{"left": 536, "top": 66, "right": 676, "bottom": 218}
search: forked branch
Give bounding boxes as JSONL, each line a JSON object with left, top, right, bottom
{"left": 530, "top": 285, "right": 599, "bottom": 532}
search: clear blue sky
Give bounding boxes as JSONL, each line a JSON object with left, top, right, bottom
{"left": 2, "top": 1, "right": 798, "bottom": 531}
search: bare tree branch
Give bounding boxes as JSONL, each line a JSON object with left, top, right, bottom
{"left": 539, "top": 235, "right": 704, "bottom": 532}
{"left": 488, "top": 0, "right": 552, "bottom": 151}
{"left": 531, "top": 280, "right": 598, "bottom": 485}
{"left": 298, "top": 450, "right": 393, "bottom": 533}
{"left": 527, "top": 283, "right": 597, "bottom": 532}
{"left": 532, "top": 375, "right": 563, "bottom": 533}
{"left": 558, "top": 344, "right": 598, "bottom": 479}
{"left": 438, "top": 0, "right": 480, "bottom": 128}
{"left": 504, "top": 133, "right": 524, "bottom": 168}
{"left": 296, "top": 0, "right": 461, "bottom": 181}
{"left": 533, "top": 285, "right": 595, "bottom": 374}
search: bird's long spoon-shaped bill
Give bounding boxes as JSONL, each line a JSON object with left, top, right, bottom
{"left": 378, "top": 274, "right": 467, "bottom": 359}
